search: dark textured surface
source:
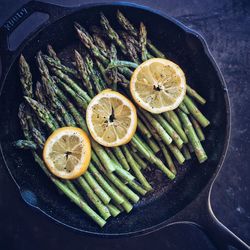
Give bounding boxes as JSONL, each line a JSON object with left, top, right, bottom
{"left": 0, "top": 0, "right": 249, "bottom": 249}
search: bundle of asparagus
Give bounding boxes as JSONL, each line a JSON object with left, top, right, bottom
{"left": 15, "top": 10, "right": 210, "bottom": 227}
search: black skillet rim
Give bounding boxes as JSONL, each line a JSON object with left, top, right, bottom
{"left": 0, "top": 1, "right": 231, "bottom": 237}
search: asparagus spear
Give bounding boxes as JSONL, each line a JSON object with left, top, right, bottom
{"left": 177, "top": 109, "right": 207, "bottom": 163}
{"left": 13, "top": 140, "right": 37, "bottom": 150}
{"left": 183, "top": 96, "right": 210, "bottom": 127}
{"left": 106, "top": 203, "right": 121, "bottom": 217}
{"left": 77, "top": 177, "right": 111, "bottom": 220}
{"left": 24, "top": 97, "right": 59, "bottom": 132}
{"left": 163, "top": 111, "right": 188, "bottom": 143}
{"left": 116, "top": 10, "right": 166, "bottom": 58}
{"left": 130, "top": 150, "right": 148, "bottom": 170}
{"left": 105, "top": 44, "right": 134, "bottom": 88}
{"left": 74, "top": 50, "right": 95, "bottom": 98}
{"left": 31, "top": 127, "right": 45, "bottom": 150}
{"left": 122, "top": 145, "right": 152, "bottom": 191}
{"left": 36, "top": 50, "right": 67, "bottom": 128}
{"left": 108, "top": 44, "right": 118, "bottom": 90}
{"left": 103, "top": 148, "right": 147, "bottom": 196}
{"left": 18, "top": 103, "right": 32, "bottom": 140}
{"left": 116, "top": 10, "right": 137, "bottom": 37}
{"left": 105, "top": 179, "right": 133, "bottom": 213}
{"left": 120, "top": 31, "right": 140, "bottom": 53}
{"left": 40, "top": 76, "right": 65, "bottom": 127}
{"left": 100, "top": 12, "right": 127, "bottom": 54}
{"left": 19, "top": 54, "right": 33, "bottom": 98}
{"left": 190, "top": 116, "right": 205, "bottom": 141}
{"left": 120, "top": 31, "right": 140, "bottom": 63}
{"left": 83, "top": 172, "right": 111, "bottom": 205}
{"left": 131, "top": 135, "right": 175, "bottom": 179}
{"left": 106, "top": 60, "right": 138, "bottom": 71}
{"left": 168, "top": 143, "right": 185, "bottom": 165}
{"left": 53, "top": 76, "right": 89, "bottom": 111}
{"left": 112, "top": 147, "right": 130, "bottom": 171}
{"left": 75, "top": 22, "right": 109, "bottom": 65}
{"left": 138, "top": 111, "right": 177, "bottom": 173}
{"left": 153, "top": 114, "right": 184, "bottom": 149}
{"left": 75, "top": 22, "right": 133, "bottom": 79}
{"left": 136, "top": 136, "right": 154, "bottom": 155}
{"left": 137, "top": 119, "right": 152, "bottom": 139}
{"left": 43, "top": 55, "right": 80, "bottom": 79}
{"left": 127, "top": 180, "right": 147, "bottom": 196}
{"left": 186, "top": 85, "right": 206, "bottom": 105}
{"left": 47, "top": 44, "right": 61, "bottom": 63}
{"left": 103, "top": 171, "right": 139, "bottom": 203}
{"left": 64, "top": 180, "right": 83, "bottom": 199}
{"left": 36, "top": 51, "right": 52, "bottom": 80}
{"left": 139, "top": 22, "right": 148, "bottom": 62}
{"left": 160, "top": 142, "right": 177, "bottom": 174}
{"left": 167, "top": 111, "right": 182, "bottom": 127}
{"left": 26, "top": 105, "right": 44, "bottom": 135}
{"left": 91, "top": 148, "right": 145, "bottom": 200}
{"left": 51, "top": 68, "right": 92, "bottom": 103}
{"left": 85, "top": 53, "right": 104, "bottom": 92}
{"left": 95, "top": 59, "right": 112, "bottom": 85}
{"left": 104, "top": 148, "right": 120, "bottom": 165}
{"left": 35, "top": 81, "right": 47, "bottom": 106}
{"left": 136, "top": 112, "right": 160, "bottom": 154}
{"left": 179, "top": 102, "right": 190, "bottom": 114}
{"left": 144, "top": 137, "right": 160, "bottom": 154}
{"left": 92, "top": 33, "right": 109, "bottom": 58}
{"left": 88, "top": 163, "right": 124, "bottom": 205}
{"left": 182, "top": 145, "right": 192, "bottom": 160}
{"left": 141, "top": 111, "right": 172, "bottom": 146}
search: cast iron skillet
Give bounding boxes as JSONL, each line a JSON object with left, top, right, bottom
{"left": 0, "top": 2, "right": 248, "bottom": 249}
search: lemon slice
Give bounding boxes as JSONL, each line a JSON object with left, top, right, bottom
{"left": 43, "top": 127, "right": 91, "bottom": 179}
{"left": 86, "top": 90, "right": 137, "bottom": 147}
{"left": 130, "top": 58, "right": 186, "bottom": 113}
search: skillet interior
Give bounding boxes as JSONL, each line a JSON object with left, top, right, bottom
{"left": 0, "top": 4, "right": 229, "bottom": 235}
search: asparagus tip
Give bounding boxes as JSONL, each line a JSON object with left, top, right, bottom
{"left": 74, "top": 49, "right": 81, "bottom": 57}
{"left": 116, "top": 9, "right": 122, "bottom": 17}
{"left": 74, "top": 22, "right": 82, "bottom": 31}
{"left": 19, "top": 54, "right": 25, "bottom": 63}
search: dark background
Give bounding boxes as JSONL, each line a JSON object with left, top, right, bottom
{"left": 0, "top": 0, "right": 249, "bottom": 249}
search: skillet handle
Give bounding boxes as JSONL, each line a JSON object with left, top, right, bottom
{"left": 175, "top": 188, "right": 250, "bottom": 250}
{"left": 196, "top": 203, "right": 249, "bottom": 249}
{"left": 0, "top": 1, "right": 76, "bottom": 83}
